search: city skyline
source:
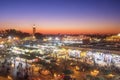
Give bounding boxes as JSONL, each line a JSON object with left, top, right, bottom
{"left": 0, "top": 0, "right": 120, "bottom": 34}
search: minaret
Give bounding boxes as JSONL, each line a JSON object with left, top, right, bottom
{"left": 33, "top": 24, "right": 36, "bottom": 37}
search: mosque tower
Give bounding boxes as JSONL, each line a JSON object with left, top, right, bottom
{"left": 33, "top": 24, "right": 36, "bottom": 37}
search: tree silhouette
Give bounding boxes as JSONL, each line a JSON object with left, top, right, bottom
{"left": 0, "top": 29, "right": 31, "bottom": 38}
{"left": 34, "top": 32, "right": 43, "bottom": 39}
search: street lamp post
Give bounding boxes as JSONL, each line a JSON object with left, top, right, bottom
{"left": 55, "top": 52, "right": 57, "bottom": 60}
{"left": 14, "top": 57, "right": 16, "bottom": 68}
{"left": 64, "top": 56, "right": 67, "bottom": 70}
{"left": 25, "top": 59, "right": 27, "bottom": 67}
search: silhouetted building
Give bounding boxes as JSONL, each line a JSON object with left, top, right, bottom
{"left": 33, "top": 24, "right": 36, "bottom": 37}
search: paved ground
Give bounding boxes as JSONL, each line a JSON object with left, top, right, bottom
{"left": 0, "top": 76, "right": 11, "bottom": 80}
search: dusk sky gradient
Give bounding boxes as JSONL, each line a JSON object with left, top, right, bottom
{"left": 0, "top": 0, "right": 120, "bottom": 34}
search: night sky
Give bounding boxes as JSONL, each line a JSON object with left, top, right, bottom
{"left": 0, "top": 0, "right": 120, "bottom": 34}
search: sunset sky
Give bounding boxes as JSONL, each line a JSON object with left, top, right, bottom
{"left": 0, "top": 0, "right": 120, "bottom": 34}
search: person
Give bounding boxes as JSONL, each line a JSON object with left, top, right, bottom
{"left": 17, "top": 71, "right": 20, "bottom": 77}
{"left": 2, "top": 63, "right": 4, "bottom": 68}
{"left": 14, "top": 59, "right": 16, "bottom": 67}
{"left": 17, "top": 65, "right": 19, "bottom": 69}
{"left": 9, "top": 61, "right": 12, "bottom": 66}
{"left": 38, "top": 68, "right": 41, "bottom": 74}
{"left": 24, "top": 71, "right": 29, "bottom": 79}
{"left": 7, "top": 67, "right": 10, "bottom": 73}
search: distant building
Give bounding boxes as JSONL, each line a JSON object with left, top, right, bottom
{"left": 23, "top": 25, "right": 37, "bottom": 41}
{"left": 105, "top": 33, "right": 120, "bottom": 42}
{"left": 62, "top": 35, "right": 90, "bottom": 44}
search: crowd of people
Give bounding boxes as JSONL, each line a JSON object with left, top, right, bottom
{"left": 0, "top": 59, "right": 35, "bottom": 80}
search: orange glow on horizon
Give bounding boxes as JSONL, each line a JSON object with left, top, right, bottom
{"left": 0, "top": 20, "right": 120, "bottom": 34}
{"left": 20, "top": 28, "right": 120, "bottom": 34}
